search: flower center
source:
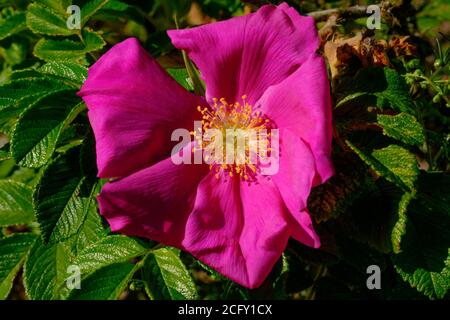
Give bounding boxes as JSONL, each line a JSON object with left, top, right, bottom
{"left": 192, "top": 96, "right": 275, "bottom": 181}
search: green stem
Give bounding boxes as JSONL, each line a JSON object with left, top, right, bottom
{"left": 173, "top": 14, "right": 206, "bottom": 96}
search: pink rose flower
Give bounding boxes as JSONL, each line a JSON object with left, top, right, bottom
{"left": 78, "top": 3, "right": 333, "bottom": 289}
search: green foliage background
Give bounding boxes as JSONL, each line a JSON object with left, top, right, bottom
{"left": 0, "top": 0, "right": 449, "bottom": 300}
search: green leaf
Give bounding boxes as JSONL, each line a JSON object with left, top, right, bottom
{"left": 0, "top": 180, "right": 34, "bottom": 227}
{"left": 81, "top": 0, "right": 110, "bottom": 26}
{"left": 391, "top": 192, "right": 414, "bottom": 254}
{"left": 372, "top": 145, "right": 419, "bottom": 190}
{"left": 337, "top": 68, "right": 414, "bottom": 113}
{"left": 11, "top": 91, "right": 83, "bottom": 168}
{"left": 143, "top": 248, "right": 198, "bottom": 300}
{"left": 98, "top": 0, "right": 146, "bottom": 26}
{"left": 9, "top": 69, "right": 43, "bottom": 81}
{"left": 73, "top": 235, "right": 148, "bottom": 275}
{"left": 34, "top": 0, "right": 73, "bottom": 15}
{"left": 0, "top": 78, "right": 73, "bottom": 116}
{"left": 376, "top": 68, "right": 415, "bottom": 112}
{"left": 23, "top": 237, "right": 73, "bottom": 300}
{"left": 332, "top": 178, "right": 401, "bottom": 253}
{"left": 26, "top": 2, "right": 76, "bottom": 36}
{"left": 0, "top": 40, "right": 28, "bottom": 66}
{"left": 70, "top": 197, "right": 105, "bottom": 255}
{"left": 167, "top": 68, "right": 194, "bottom": 91}
{"left": 377, "top": 113, "right": 425, "bottom": 146}
{"left": 57, "top": 199, "right": 105, "bottom": 298}
{"left": 180, "top": 45, "right": 205, "bottom": 96}
{"left": 0, "top": 233, "right": 37, "bottom": 300}
{"left": 39, "top": 61, "right": 87, "bottom": 85}
{"left": 347, "top": 142, "right": 419, "bottom": 191}
{"left": 393, "top": 172, "right": 450, "bottom": 299}
{"left": 0, "top": 150, "right": 9, "bottom": 160}
{"left": 9, "top": 63, "right": 87, "bottom": 87}
{"left": 0, "top": 12, "right": 26, "bottom": 41}
{"left": 23, "top": 200, "right": 105, "bottom": 300}
{"left": 334, "top": 236, "right": 387, "bottom": 284}
{"left": 335, "top": 92, "right": 367, "bottom": 109}
{"left": 68, "top": 262, "right": 137, "bottom": 300}
{"left": 33, "top": 30, "right": 105, "bottom": 63}
{"left": 34, "top": 147, "right": 94, "bottom": 243}
{"left": 100, "top": 0, "right": 132, "bottom": 12}
{"left": 0, "top": 77, "right": 74, "bottom": 136}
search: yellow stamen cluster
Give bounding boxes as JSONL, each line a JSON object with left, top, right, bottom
{"left": 192, "top": 95, "right": 272, "bottom": 181}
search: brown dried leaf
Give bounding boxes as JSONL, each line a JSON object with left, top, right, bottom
{"left": 388, "top": 36, "right": 416, "bottom": 57}
{"left": 323, "top": 32, "right": 363, "bottom": 78}
{"left": 323, "top": 32, "right": 392, "bottom": 79}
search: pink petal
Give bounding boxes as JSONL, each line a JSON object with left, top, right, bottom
{"left": 98, "top": 144, "right": 208, "bottom": 247}
{"left": 167, "top": 4, "right": 319, "bottom": 105}
{"left": 258, "top": 53, "right": 334, "bottom": 184}
{"left": 183, "top": 172, "right": 290, "bottom": 288}
{"left": 238, "top": 179, "right": 291, "bottom": 286}
{"left": 271, "top": 129, "right": 320, "bottom": 248}
{"left": 286, "top": 209, "right": 321, "bottom": 249}
{"left": 78, "top": 38, "right": 206, "bottom": 178}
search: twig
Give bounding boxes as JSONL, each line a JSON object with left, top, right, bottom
{"left": 307, "top": 4, "right": 373, "bottom": 22}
